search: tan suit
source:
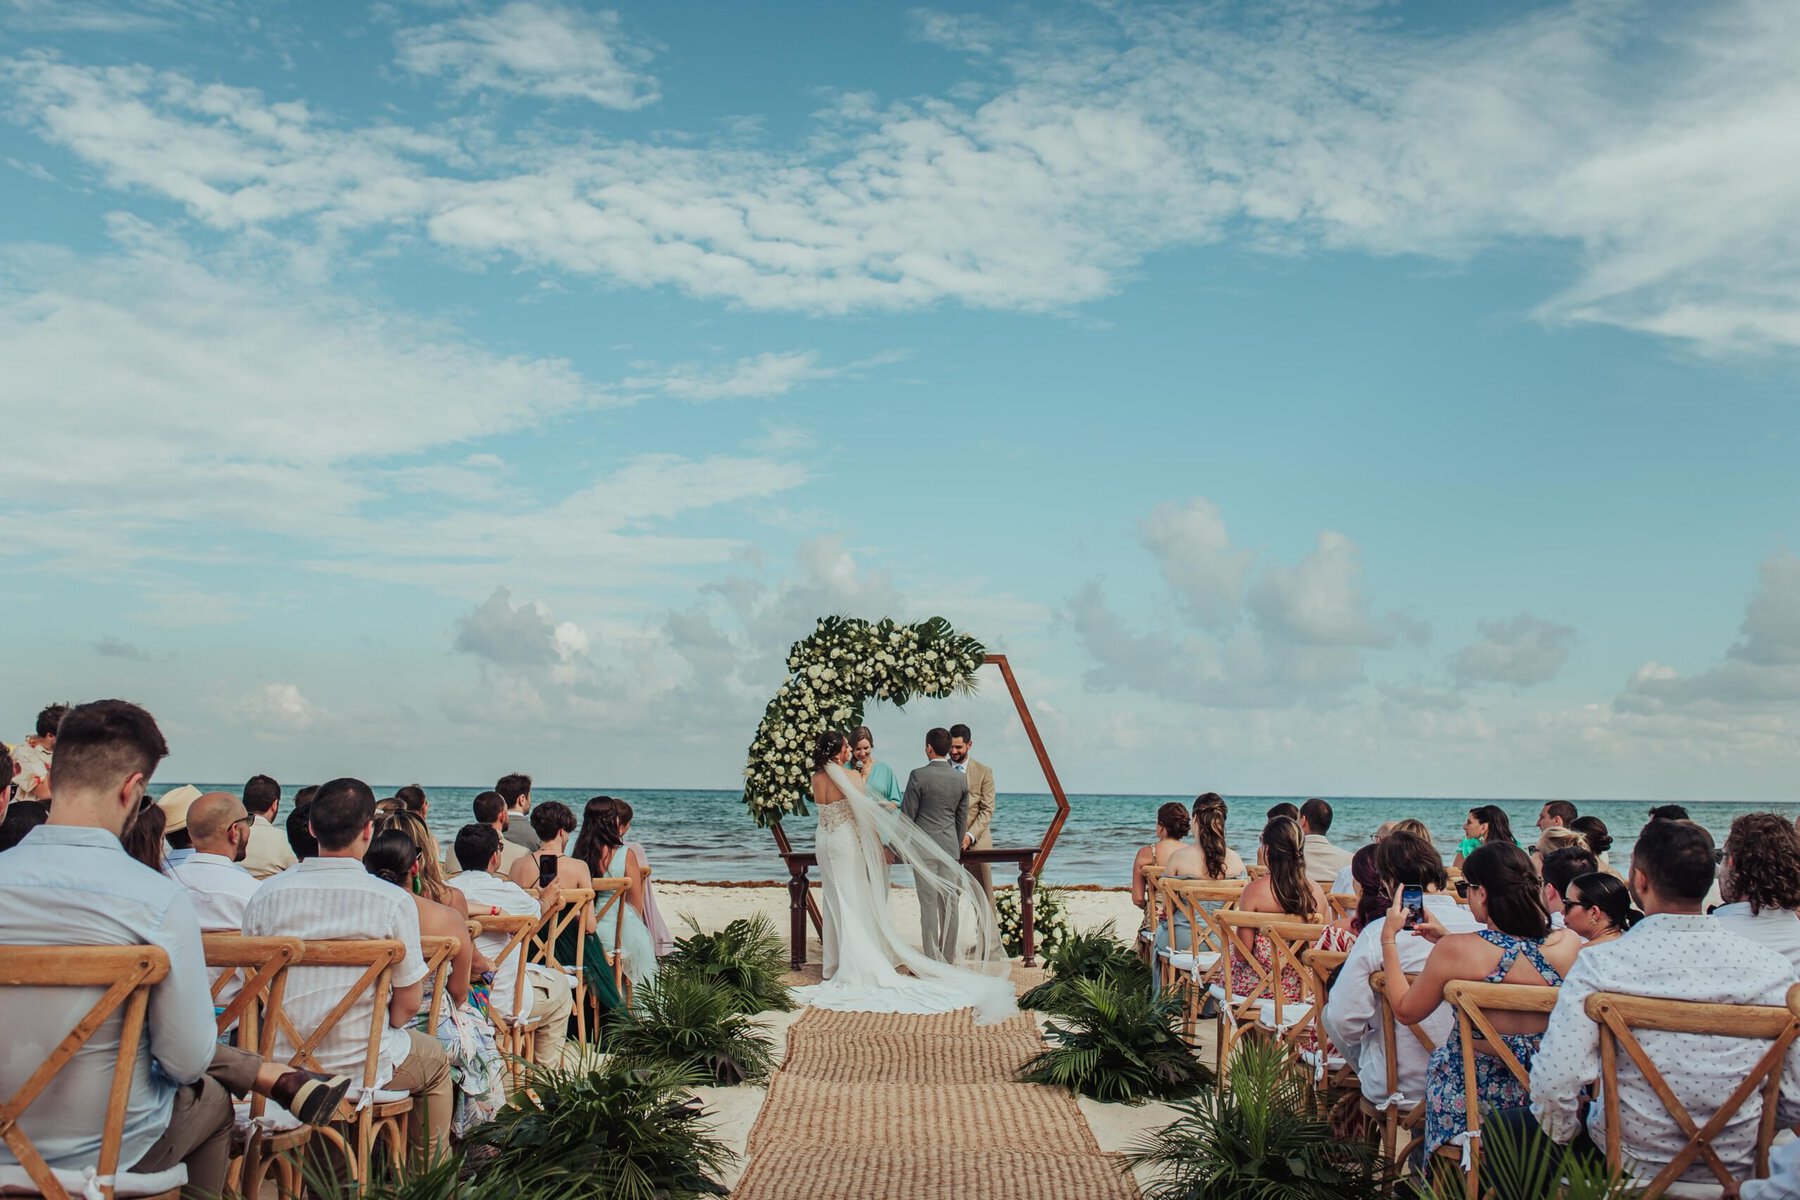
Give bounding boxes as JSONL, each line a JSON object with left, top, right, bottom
{"left": 961, "top": 758, "right": 995, "bottom": 900}
{"left": 241, "top": 814, "right": 296, "bottom": 880}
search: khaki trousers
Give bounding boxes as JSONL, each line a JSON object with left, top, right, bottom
{"left": 130, "top": 1043, "right": 260, "bottom": 1200}
{"left": 529, "top": 973, "right": 574, "bottom": 1068}
{"left": 385, "top": 1029, "right": 453, "bottom": 1161}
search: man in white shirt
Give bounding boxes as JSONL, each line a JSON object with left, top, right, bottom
{"left": 472, "top": 790, "right": 531, "bottom": 878}
{"left": 0, "top": 701, "right": 346, "bottom": 1200}
{"left": 1331, "top": 821, "right": 1398, "bottom": 896}
{"left": 1539, "top": 845, "right": 1599, "bottom": 935}
{"left": 1713, "top": 812, "right": 1800, "bottom": 972}
{"left": 1323, "top": 830, "right": 1480, "bottom": 1111}
{"left": 447, "top": 823, "right": 574, "bottom": 1066}
{"left": 1523, "top": 819, "right": 1799, "bottom": 1186}
{"left": 243, "top": 777, "right": 453, "bottom": 1163}
{"left": 1299, "top": 798, "right": 1352, "bottom": 887}
{"left": 497, "top": 772, "right": 540, "bottom": 853}
{"left": 167, "top": 792, "right": 263, "bottom": 1008}
{"left": 240, "top": 774, "right": 296, "bottom": 880}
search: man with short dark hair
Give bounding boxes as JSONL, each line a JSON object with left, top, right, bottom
{"left": 285, "top": 796, "right": 318, "bottom": 861}
{"left": 1714, "top": 812, "right": 1800, "bottom": 971}
{"left": 240, "top": 774, "right": 294, "bottom": 879}
{"left": 244, "top": 777, "right": 454, "bottom": 1162}
{"left": 496, "top": 773, "right": 539, "bottom": 852}
{"left": 0, "top": 701, "right": 346, "bottom": 1198}
{"left": 946, "top": 724, "right": 995, "bottom": 903}
{"left": 447, "top": 824, "right": 573, "bottom": 1066}
{"left": 396, "top": 784, "right": 427, "bottom": 818}
{"left": 1526, "top": 820, "right": 1798, "bottom": 1187}
{"left": 1648, "top": 803, "right": 1691, "bottom": 822}
{"left": 1298, "top": 798, "right": 1351, "bottom": 886}
{"left": 472, "top": 789, "right": 529, "bottom": 876}
{"left": 1538, "top": 800, "right": 1578, "bottom": 832}
{"left": 1540, "top": 846, "right": 1600, "bottom": 932}
{"left": 9, "top": 702, "right": 67, "bottom": 803}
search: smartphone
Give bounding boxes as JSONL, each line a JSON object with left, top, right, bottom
{"left": 1401, "top": 885, "right": 1425, "bottom": 931}
{"left": 537, "top": 854, "right": 558, "bottom": 889}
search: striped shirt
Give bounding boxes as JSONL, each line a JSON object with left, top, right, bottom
{"left": 241, "top": 856, "right": 427, "bottom": 1085}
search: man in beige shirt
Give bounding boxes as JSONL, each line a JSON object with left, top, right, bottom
{"left": 1299, "top": 798, "right": 1353, "bottom": 886}
{"left": 948, "top": 724, "right": 995, "bottom": 902}
{"left": 240, "top": 774, "right": 296, "bottom": 879}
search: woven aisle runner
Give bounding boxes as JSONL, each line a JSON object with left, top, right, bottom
{"left": 732, "top": 1004, "right": 1140, "bottom": 1200}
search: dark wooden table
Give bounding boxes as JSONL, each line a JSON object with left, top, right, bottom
{"left": 780, "top": 846, "right": 1040, "bottom": 968}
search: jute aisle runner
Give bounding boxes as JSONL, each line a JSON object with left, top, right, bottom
{"left": 732, "top": 1005, "right": 1140, "bottom": 1200}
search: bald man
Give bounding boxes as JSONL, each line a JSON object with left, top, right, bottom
{"left": 167, "top": 791, "right": 263, "bottom": 935}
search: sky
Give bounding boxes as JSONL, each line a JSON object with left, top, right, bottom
{"left": 1, "top": 0, "right": 1797, "bottom": 803}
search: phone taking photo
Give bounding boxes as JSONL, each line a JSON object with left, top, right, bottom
{"left": 1401, "top": 884, "right": 1425, "bottom": 931}
{"left": 538, "top": 854, "right": 558, "bottom": 889}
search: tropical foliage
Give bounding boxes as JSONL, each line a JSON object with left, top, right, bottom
{"left": 662, "top": 913, "right": 795, "bottom": 1015}
{"left": 1127, "top": 1039, "right": 1385, "bottom": 1200}
{"left": 1018, "top": 921, "right": 1150, "bottom": 1013}
{"left": 740, "top": 615, "right": 986, "bottom": 827}
{"left": 608, "top": 970, "right": 777, "bottom": 1086}
{"left": 1414, "top": 1117, "right": 1644, "bottom": 1200}
{"left": 997, "top": 883, "right": 1073, "bottom": 958}
{"left": 1019, "top": 975, "right": 1209, "bottom": 1103}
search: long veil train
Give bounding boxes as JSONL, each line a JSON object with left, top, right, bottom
{"left": 792, "top": 762, "right": 1017, "bottom": 1025}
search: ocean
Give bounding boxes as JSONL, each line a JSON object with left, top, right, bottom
{"left": 153, "top": 784, "right": 1783, "bottom": 887}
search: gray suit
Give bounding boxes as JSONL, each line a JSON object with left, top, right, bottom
{"left": 901, "top": 758, "right": 968, "bottom": 962}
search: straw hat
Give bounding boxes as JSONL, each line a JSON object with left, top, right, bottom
{"left": 156, "top": 785, "right": 204, "bottom": 833}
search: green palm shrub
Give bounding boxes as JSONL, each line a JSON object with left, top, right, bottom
{"left": 1019, "top": 975, "right": 1209, "bottom": 1103}
{"left": 1416, "top": 1117, "right": 1644, "bottom": 1200}
{"left": 661, "top": 913, "right": 795, "bottom": 1015}
{"left": 465, "top": 1060, "right": 732, "bottom": 1200}
{"left": 1019, "top": 922, "right": 1151, "bottom": 1013}
{"left": 609, "top": 970, "right": 777, "bottom": 1085}
{"left": 1127, "top": 1038, "right": 1385, "bottom": 1199}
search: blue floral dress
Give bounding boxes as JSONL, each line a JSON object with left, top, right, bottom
{"left": 1423, "top": 930, "right": 1564, "bottom": 1157}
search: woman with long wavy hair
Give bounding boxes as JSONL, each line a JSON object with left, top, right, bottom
{"left": 1152, "top": 793, "right": 1247, "bottom": 958}
{"left": 1453, "top": 804, "right": 1519, "bottom": 869}
{"left": 1227, "top": 816, "right": 1326, "bottom": 1000}
{"left": 572, "top": 795, "right": 659, "bottom": 997}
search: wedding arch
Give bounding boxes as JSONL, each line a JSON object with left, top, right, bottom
{"left": 740, "top": 615, "right": 1073, "bottom": 966}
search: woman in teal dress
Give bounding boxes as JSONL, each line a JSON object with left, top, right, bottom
{"left": 1452, "top": 804, "right": 1521, "bottom": 870}
{"left": 850, "top": 725, "right": 904, "bottom": 804}
{"left": 572, "top": 796, "right": 659, "bottom": 1006}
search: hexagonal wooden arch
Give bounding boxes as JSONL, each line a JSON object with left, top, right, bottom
{"left": 772, "top": 653, "right": 1070, "bottom": 967}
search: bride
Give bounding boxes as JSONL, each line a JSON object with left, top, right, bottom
{"left": 794, "top": 730, "right": 1017, "bottom": 1025}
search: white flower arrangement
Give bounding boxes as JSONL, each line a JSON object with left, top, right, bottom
{"left": 741, "top": 615, "right": 986, "bottom": 828}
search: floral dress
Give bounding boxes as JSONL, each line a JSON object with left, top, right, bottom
{"left": 1422, "top": 930, "right": 1564, "bottom": 1157}
{"left": 412, "top": 993, "right": 505, "bottom": 1136}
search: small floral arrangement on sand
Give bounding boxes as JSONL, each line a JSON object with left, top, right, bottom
{"left": 997, "top": 884, "right": 1071, "bottom": 959}
{"left": 740, "top": 615, "right": 986, "bottom": 828}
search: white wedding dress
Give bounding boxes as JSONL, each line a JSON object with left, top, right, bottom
{"left": 793, "top": 762, "right": 1017, "bottom": 1025}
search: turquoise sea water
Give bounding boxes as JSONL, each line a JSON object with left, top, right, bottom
{"left": 155, "top": 784, "right": 1786, "bottom": 887}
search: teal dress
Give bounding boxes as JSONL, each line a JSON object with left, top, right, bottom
{"left": 601, "top": 849, "right": 659, "bottom": 993}
{"left": 865, "top": 761, "right": 903, "bottom": 805}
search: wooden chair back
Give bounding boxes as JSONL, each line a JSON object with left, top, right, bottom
{"left": 269, "top": 940, "right": 404, "bottom": 1093}
{"left": 1585, "top": 989, "right": 1800, "bottom": 1195}
{"left": 1367, "top": 970, "right": 1435, "bottom": 1166}
{"left": 203, "top": 934, "right": 304, "bottom": 1049}
{"left": 1326, "top": 892, "right": 1357, "bottom": 922}
{"left": 1138, "top": 864, "right": 1165, "bottom": 961}
{"left": 0, "top": 946, "right": 173, "bottom": 1200}
{"left": 418, "top": 936, "right": 459, "bottom": 1032}
{"left": 1212, "top": 912, "right": 1325, "bottom": 1081}
{"left": 1439, "top": 980, "right": 1561, "bottom": 1199}
{"left": 1156, "top": 878, "right": 1246, "bottom": 988}
{"left": 1298, "top": 947, "right": 1353, "bottom": 1085}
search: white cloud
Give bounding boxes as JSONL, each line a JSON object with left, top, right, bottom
{"left": 394, "top": 2, "right": 659, "bottom": 110}
{"left": 239, "top": 682, "right": 322, "bottom": 733}
{"left": 1618, "top": 553, "right": 1800, "bottom": 711}
{"left": 628, "top": 350, "right": 836, "bottom": 401}
{"left": 1138, "top": 499, "right": 1252, "bottom": 630}
{"left": 1247, "top": 531, "right": 1392, "bottom": 648}
{"left": 1450, "top": 613, "right": 1578, "bottom": 686}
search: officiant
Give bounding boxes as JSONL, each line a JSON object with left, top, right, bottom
{"left": 850, "top": 726, "right": 903, "bottom": 805}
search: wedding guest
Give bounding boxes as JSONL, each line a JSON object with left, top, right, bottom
{"left": 1539, "top": 845, "right": 1600, "bottom": 932}
{"left": 375, "top": 809, "right": 469, "bottom": 917}
{"left": 497, "top": 772, "right": 539, "bottom": 853}
{"left": 1319, "top": 844, "right": 1385, "bottom": 951}
{"left": 1153, "top": 793, "right": 1248, "bottom": 958}
{"left": 1536, "top": 800, "right": 1578, "bottom": 832}
{"left": 572, "top": 796, "right": 658, "bottom": 994}
{"left": 506, "top": 800, "right": 590, "bottom": 894}
{"left": 156, "top": 784, "right": 202, "bottom": 869}
{"left": 396, "top": 784, "right": 428, "bottom": 819}
{"left": 1559, "top": 872, "right": 1638, "bottom": 948}
{"left": 167, "top": 792, "right": 262, "bottom": 934}
{"left": 615, "top": 797, "right": 673, "bottom": 957}
{"left": 0, "top": 798, "right": 47, "bottom": 852}
{"left": 448, "top": 824, "right": 575, "bottom": 1068}
{"left": 285, "top": 795, "right": 318, "bottom": 861}
{"left": 8, "top": 701, "right": 66, "bottom": 803}
{"left": 121, "top": 800, "right": 168, "bottom": 872}
{"left": 1534, "top": 825, "right": 1588, "bottom": 860}
{"left": 1323, "top": 831, "right": 1480, "bottom": 1115}
{"left": 1523, "top": 819, "right": 1795, "bottom": 1188}
{"left": 1299, "top": 798, "right": 1352, "bottom": 887}
{"left": 1133, "top": 801, "right": 1192, "bottom": 911}
{"left": 243, "top": 777, "right": 454, "bottom": 1164}
{"left": 1712, "top": 812, "right": 1800, "bottom": 970}
{"left": 240, "top": 774, "right": 295, "bottom": 879}
{"left": 1568, "top": 816, "right": 1617, "bottom": 874}
{"left": 1452, "top": 804, "right": 1519, "bottom": 869}
{"left": 1227, "top": 816, "right": 1326, "bottom": 1002}
{"left": 1382, "top": 842, "right": 1579, "bottom": 1159}
{"left": 472, "top": 788, "right": 531, "bottom": 877}
{"left": 948, "top": 724, "right": 996, "bottom": 902}
{"left": 849, "top": 725, "right": 902, "bottom": 804}
{"left": 1266, "top": 802, "right": 1299, "bottom": 822}
{"left": 1648, "top": 803, "right": 1690, "bottom": 821}
{"left": 1331, "top": 820, "right": 1397, "bottom": 896}
{"left": 364, "top": 827, "right": 502, "bottom": 1135}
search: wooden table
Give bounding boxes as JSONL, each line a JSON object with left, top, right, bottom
{"left": 781, "top": 846, "right": 1041, "bottom": 968}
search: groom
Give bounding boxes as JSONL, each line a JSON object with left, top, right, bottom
{"left": 901, "top": 726, "right": 968, "bottom": 963}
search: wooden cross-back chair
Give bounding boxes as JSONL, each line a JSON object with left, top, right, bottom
{"left": 1326, "top": 892, "right": 1358, "bottom": 923}
{"left": 1210, "top": 912, "right": 1326, "bottom": 1086}
{"left": 1361, "top": 969, "right": 1436, "bottom": 1169}
{"left": 264, "top": 940, "right": 412, "bottom": 1189}
{"left": 475, "top": 909, "right": 557, "bottom": 1086}
{"left": 203, "top": 935, "right": 305, "bottom": 1200}
{"left": 1155, "top": 878, "right": 1246, "bottom": 1036}
{"left": 536, "top": 881, "right": 631, "bottom": 1040}
{"left": 0, "top": 946, "right": 180, "bottom": 1200}
{"left": 1296, "top": 947, "right": 1356, "bottom": 1092}
{"left": 418, "top": 935, "right": 459, "bottom": 1034}
{"left": 1585, "top": 988, "right": 1800, "bottom": 1199}
{"left": 1136, "top": 864, "right": 1165, "bottom": 965}
{"left": 1437, "top": 979, "right": 1561, "bottom": 1200}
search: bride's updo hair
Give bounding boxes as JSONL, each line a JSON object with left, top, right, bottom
{"left": 812, "top": 730, "right": 848, "bottom": 772}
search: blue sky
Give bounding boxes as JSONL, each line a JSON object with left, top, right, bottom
{"left": 2, "top": 0, "right": 1797, "bottom": 802}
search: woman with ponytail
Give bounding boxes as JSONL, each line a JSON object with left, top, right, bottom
{"left": 1229, "top": 816, "right": 1327, "bottom": 1001}
{"left": 1561, "top": 872, "right": 1640, "bottom": 947}
{"left": 1151, "top": 793, "right": 1248, "bottom": 959}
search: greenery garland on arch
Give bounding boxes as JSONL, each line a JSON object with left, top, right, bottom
{"left": 741, "top": 615, "right": 986, "bottom": 828}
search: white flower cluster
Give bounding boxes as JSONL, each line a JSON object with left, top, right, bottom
{"left": 741, "top": 615, "right": 986, "bottom": 828}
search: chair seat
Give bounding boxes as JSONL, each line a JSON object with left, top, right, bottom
{"left": 1297, "top": 1046, "right": 1346, "bottom": 1071}
{"left": 0, "top": 1163, "right": 187, "bottom": 1197}
{"left": 1137, "top": 928, "right": 1154, "bottom": 943}
{"left": 233, "top": 1099, "right": 302, "bottom": 1133}
{"left": 1165, "top": 951, "right": 1222, "bottom": 977}
{"left": 341, "top": 1087, "right": 412, "bottom": 1108}
{"left": 1255, "top": 1000, "right": 1313, "bottom": 1031}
